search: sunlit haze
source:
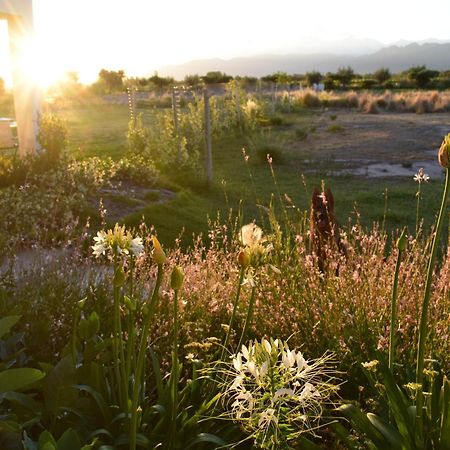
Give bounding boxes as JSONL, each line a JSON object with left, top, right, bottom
{"left": 1, "top": 0, "right": 450, "bottom": 87}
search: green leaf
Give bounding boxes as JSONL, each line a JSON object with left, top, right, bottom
{"left": 378, "top": 362, "right": 416, "bottom": 446}
{"left": 367, "top": 413, "right": 404, "bottom": 449}
{"left": 185, "top": 433, "right": 227, "bottom": 449}
{"left": 56, "top": 429, "right": 82, "bottom": 450}
{"left": 38, "top": 431, "right": 57, "bottom": 450}
{"left": 4, "top": 391, "right": 43, "bottom": 415}
{"left": 440, "top": 377, "right": 450, "bottom": 448}
{"left": 0, "top": 315, "right": 21, "bottom": 339}
{"left": 149, "top": 348, "right": 165, "bottom": 401}
{"left": 0, "top": 368, "right": 45, "bottom": 393}
{"left": 295, "top": 435, "right": 323, "bottom": 450}
{"left": 338, "top": 404, "right": 389, "bottom": 449}
{"left": 43, "top": 355, "right": 76, "bottom": 413}
{"left": 73, "top": 385, "right": 112, "bottom": 424}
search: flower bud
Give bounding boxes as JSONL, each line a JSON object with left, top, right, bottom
{"left": 438, "top": 133, "right": 450, "bottom": 169}
{"left": 238, "top": 250, "right": 251, "bottom": 268}
{"left": 151, "top": 236, "right": 167, "bottom": 264}
{"left": 396, "top": 228, "right": 407, "bottom": 251}
{"left": 170, "top": 266, "right": 184, "bottom": 291}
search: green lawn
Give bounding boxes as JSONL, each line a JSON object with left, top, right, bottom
{"left": 54, "top": 103, "right": 447, "bottom": 247}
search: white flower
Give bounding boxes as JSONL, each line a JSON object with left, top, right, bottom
{"left": 296, "top": 352, "right": 307, "bottom": 371}
{"left": 299, "top": 382, "right": 321, "bottom": 401}
{"left": 130, "top": 236, "right": 144, "bottom": 256}
{"left": 233, "top": 353, "right": 243, "bottom": 372}
{"left": 258, "top": 408, "right": 277, "bottom": 427}
{"left": 240, "top": 223, "right": 263, "bottom": 247}
{"left": 413, "top": 168, "right": 430, "bottom": 183}
{"left": 259, "top": 360, "right": 269, "bottom": 377}
{"left": 274, "top": 388, "right": 295, "bottom": 401}
{"left": 262, "top": 339, "right": 272, "bottom": 354}
{"left": 282, "top": 350, "right": 296, "bottom": 369}
{"left": 92, "top": 231, "right": 108, "bottom": 257}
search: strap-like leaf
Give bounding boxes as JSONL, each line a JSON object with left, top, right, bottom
{"left": 367, "top": 413, "right": 404, "bottom": 449}
{"left": 0, "top": 368, "right": 45, "bottom": 393}
{"left": 0, "top": 316, "right": 21, "bottom": 339}
{"left": 185, "top": 432, "right": 227, "bottom": 449}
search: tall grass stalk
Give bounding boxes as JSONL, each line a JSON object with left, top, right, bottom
{"left": 415, "top": 165, "right": 449, "bottom": 426}
{"left": 388, "top": 229, "right": 406, "bottom": 372}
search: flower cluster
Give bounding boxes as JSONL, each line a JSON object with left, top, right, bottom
{"left": 92, "top": 223, "right": 144, "bottom": 259}
{"left": 222, "top": 338, "right": 339, "bottom": 448}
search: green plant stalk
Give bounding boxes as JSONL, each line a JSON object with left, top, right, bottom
{"left": 129, "top": 264, "right": 163, "bottom": 450}
{"left": 171, "top": 289, "right": 180, "bottom": 444}
{"left": 221, "top": 267, "right": 245, "bottom": 360}
{"left": 388, "top": 246, "right": 403, "bottom": 372}
{"left": 416, "top": 184, "right": 421, "bottom": 236}
{"left": 237, "top": 284, "right": 257, "bottom": 352}
{"left": 416, "top": 168, "right": 450, "bottom": 425}
{"left": 125, "top": 259, "right": 136, "bottom": 397}
{"left": 112, "top": 255, "right": 124, "bottom": 410}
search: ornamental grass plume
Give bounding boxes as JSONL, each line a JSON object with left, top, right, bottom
{"left": 218, "top": 338, "right": 339, "bottom": 449}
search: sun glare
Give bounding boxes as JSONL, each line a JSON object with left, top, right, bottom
{"left": 16, "top": 35, "right": 65, "bottom": 89}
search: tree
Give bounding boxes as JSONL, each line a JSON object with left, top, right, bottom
{"left": 98, "top": 69, "right": 125, "bottom": 93}
{"left": 184, "top": 74, "right": 201, "bottom": 86}
{"left": 149, "top": 72, "right": 174, "bottom": 89}
{"left": 0, "top": 77, "right": 5, "bottom": 97}
{"left": 408, "top": 65, "right": 439, "bottom": 89}
{"left": 305, "top": 71, "right": 322, "bottom": 87}
{"left": 336, "top": 66, "right": 355, "bottom": 88}
{"left": 374, "top": 67, "right": 391, "bottom": 85}
{"left": 202, "top": 71, "right": 233, "bottom": 84}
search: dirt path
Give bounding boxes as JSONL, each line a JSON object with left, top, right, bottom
{"left": 294, "top": 110, "right": 449, "bottom": 178}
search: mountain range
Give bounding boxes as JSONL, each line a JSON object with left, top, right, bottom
{"left": 158, "top": 42, "right": 450, "bottom": 79}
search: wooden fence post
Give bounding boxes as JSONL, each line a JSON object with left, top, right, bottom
{"left": 203, "top": 89, "right": 213, "bottom": 186}
{"left": 172, "top": 86, "right": 182, "bottom": 162}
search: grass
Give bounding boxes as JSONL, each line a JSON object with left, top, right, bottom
{"left": 21, "top": 102, "right": 447, "bottom": 248}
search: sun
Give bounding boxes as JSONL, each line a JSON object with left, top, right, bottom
{"left": 15, "top": 34, "right": 66, "bottom": 90}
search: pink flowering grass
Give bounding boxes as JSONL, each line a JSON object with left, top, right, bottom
{"left": 3, "top": 214, "right": 449, "bottom": 400}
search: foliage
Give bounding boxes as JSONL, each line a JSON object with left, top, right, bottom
{"left": 98, "top": 69, "right": 125, "bottom": 94}
{"left": 407, "top": 66, "right": 439, "bottom": 89}
{"left": 202, "top": 71, "right": 233, "bottom": 84}
{"left": 37, "top": 113, "right": 68, "bottom": 165}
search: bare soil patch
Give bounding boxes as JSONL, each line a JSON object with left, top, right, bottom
{"left": 295, "top": 110, "right": 449, "bottom": 178}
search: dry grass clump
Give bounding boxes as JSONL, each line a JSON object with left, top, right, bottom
{"left": 286, "top": 88, "right": 450, "bottom": 114}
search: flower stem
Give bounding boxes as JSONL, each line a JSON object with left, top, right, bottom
{"left": 416, "top": 184, "right": 421, "bottom": 236}
{"left": 221, "top": 267, "right": 245, "bottom": 360}
{"left": 129, "top": 264, "right": 163, "bottom": 450}
{"left": 112, "top": 255, "right": 123, "bottom": 410}
{"left": 171, "top": 289, "right": 180, "bottom": 444}
{"left": 237, "top": 284, "right": 257, "bottom": 352}
{"left": 415, "top": 168, "right": 449, "bottom": 426}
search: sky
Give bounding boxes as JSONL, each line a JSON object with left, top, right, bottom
{"left": 1, "top": 0, "right": 450, "bottom": 87}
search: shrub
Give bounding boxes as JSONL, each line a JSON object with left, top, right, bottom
{"left": 37, "top": 113, "right": 68, "bottom": 164}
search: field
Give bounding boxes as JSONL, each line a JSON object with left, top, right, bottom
{"left": 0, "top": 89, "right": 449, "bottom": 449}
{"left": 51, "top": 101, "right": 448, "bottom": 246}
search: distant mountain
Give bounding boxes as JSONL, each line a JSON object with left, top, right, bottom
{"left": 158, "top": 43, "right": 450, "bottom": 79}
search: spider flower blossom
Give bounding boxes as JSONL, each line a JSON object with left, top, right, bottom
{"left": 221, "top": 338, "right": 339, "bottom": 447}
{"left": 413, "top": 168, "right": 430, "bottom": 184}
{"left": 92, "top": 224, "right": 144, "bottom": 259}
